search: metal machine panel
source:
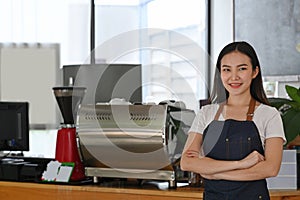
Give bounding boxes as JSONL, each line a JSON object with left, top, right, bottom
{"left": 77, "top": 104, "right": 195, "bottom": 186}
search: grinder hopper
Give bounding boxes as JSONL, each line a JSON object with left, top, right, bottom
{"left": 53, "top": 86, "right": 86, "bottom": 125}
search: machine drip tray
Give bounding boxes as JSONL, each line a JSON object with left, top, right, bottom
{"left": 96, "top": 178, "right": 189, "bottom": 190}
{"left": 86, "top": 167, "right": 184, "bottom": 189}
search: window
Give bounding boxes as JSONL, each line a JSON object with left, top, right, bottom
{"left": 0, "top": 0, "right": 209, "bottom": 111}
{"left": 0, "top": 0, "right": 91, "bottom": 65}
{"left": 95, "top": 0, "right": 209, "bottom": 110}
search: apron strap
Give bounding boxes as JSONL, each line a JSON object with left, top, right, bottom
{"left": 246, "top": 98, "right": 256, "bottom": 121}
{"left": 214, "top": 98, "right": 256, "bottom": 121}
{"left": 214, "top": 102, "right": 225, "bottom": 120}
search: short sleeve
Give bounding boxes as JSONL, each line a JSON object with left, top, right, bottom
{"left": 188, "top": 104, "right": 218, "bottom": 135}
{"left": 264, "top": 108, "right": 287, "bottom": 144}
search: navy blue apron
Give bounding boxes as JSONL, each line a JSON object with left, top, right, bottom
{"left": 202, "top": 98, "right": 270, "bottom": 200}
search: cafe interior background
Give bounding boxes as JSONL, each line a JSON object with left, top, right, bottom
{"left": 0, "top": 0, "right": 299, "bottom": 159}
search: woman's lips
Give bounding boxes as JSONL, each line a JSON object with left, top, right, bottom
{"left": 229, "top": 83, "right": 242, "bottom": 88}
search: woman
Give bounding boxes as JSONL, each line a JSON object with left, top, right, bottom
{"left": 180, "top": 41, "right": 286, "bottom": 199}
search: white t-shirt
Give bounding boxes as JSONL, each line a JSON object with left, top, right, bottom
{"left": 189, "top": 103, "right": 286, "bottom": 147}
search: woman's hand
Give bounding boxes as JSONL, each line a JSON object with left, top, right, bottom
{"left": 185, "top": 150, "right": 200, "bottom": 158}
{"left": 201, "top": 173, "right": 217, "bottom": 180}
{"left": 238, "top": 150, "right": 264, "bottom": 169}
{"left": 201, "top": 151, "right": 264, "bottom": 180}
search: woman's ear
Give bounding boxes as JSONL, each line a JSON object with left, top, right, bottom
{"left": 252, "top": 66, "right": 259, "bottom": 79}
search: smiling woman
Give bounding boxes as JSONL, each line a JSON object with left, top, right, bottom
{"left": 181, "top": 41, "right": 286, "bottom": 200}
{"left": 220, "top": 51, "right": 259, "bottom": 98}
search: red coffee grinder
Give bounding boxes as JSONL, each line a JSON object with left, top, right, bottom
{"left": 53, "top": 86, "right": 86, "bottom": 181}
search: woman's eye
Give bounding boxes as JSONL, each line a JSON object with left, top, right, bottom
{"left": 239, "top": 67, "right": 247, "bottom": 71}
{"left": 222, "top": 68, "right": 230, "bottom": 72}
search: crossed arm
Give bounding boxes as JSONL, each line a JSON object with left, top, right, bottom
{"left": 180, "top": 132, "right": 284, "bottom": 181}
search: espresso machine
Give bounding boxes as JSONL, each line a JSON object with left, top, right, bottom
{"left": 52, "top": 86, "right": 86, "bottom": 181}
{"left": 77, "top": 103, "right": 195, "bottom": 188}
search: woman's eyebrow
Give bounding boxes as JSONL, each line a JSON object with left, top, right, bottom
{"left": 237, "top": 63, "right": 248, "bottom": 67}
{"left": 221, "top": 63, "right": 248, "bottom": 68}
{"left": 221, "top": 64, "right": 231, "bottom": 68}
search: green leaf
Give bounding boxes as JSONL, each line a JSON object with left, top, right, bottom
{"left": 268, "top": 86, "right": 300, "bottom": 146}
{"left": 268, "top": 97, "right": 292, "bottom": 109}
{"left": 285, "top": 85, "right": 300, "bottom": 103}
{"left": 286, "top": 101, "right": 300, "bottom": 111}
{"left": 282, "top": 108, "right": 300, "bottom": 144}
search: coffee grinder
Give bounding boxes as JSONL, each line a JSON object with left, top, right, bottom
{"left": 53, "top": 86, "right": 86, "bottom": 181}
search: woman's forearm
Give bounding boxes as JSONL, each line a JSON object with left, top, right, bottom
{"left": 208, "top": 159, "right": 279, "bottom": 181}
{"left": 181, "top": 150, "right": 264, "bottom": 175}
{"left": 203, "top": 138, "right": 284, "bottom": 181}
{"left": 181, "top": 155, "right": 242, "bottom": 175}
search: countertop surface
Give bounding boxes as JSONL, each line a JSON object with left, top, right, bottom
{"left": 1, "top": 180, "right": 300, "bottom": 200}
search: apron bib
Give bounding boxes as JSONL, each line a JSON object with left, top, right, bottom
{"left": 202, "top": 98, "right": 270, "bottom": 200}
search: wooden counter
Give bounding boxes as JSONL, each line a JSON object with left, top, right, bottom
{"left": 0, "top": 181, "right": 300, "bottom": 200}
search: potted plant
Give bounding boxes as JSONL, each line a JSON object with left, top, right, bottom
{"left": 268, "top": 85, "right": 300, "bottom": 147}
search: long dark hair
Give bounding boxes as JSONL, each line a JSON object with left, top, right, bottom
{"left": 209, "top": 41, "right": 269, "bottom": 105}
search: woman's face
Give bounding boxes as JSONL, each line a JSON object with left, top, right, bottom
{"left": 220, "top": 51, "right": 258, "bottom": 97}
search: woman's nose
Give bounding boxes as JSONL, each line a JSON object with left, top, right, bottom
{"left": 230, "top": 71, "right": 240, "bottom": 80}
